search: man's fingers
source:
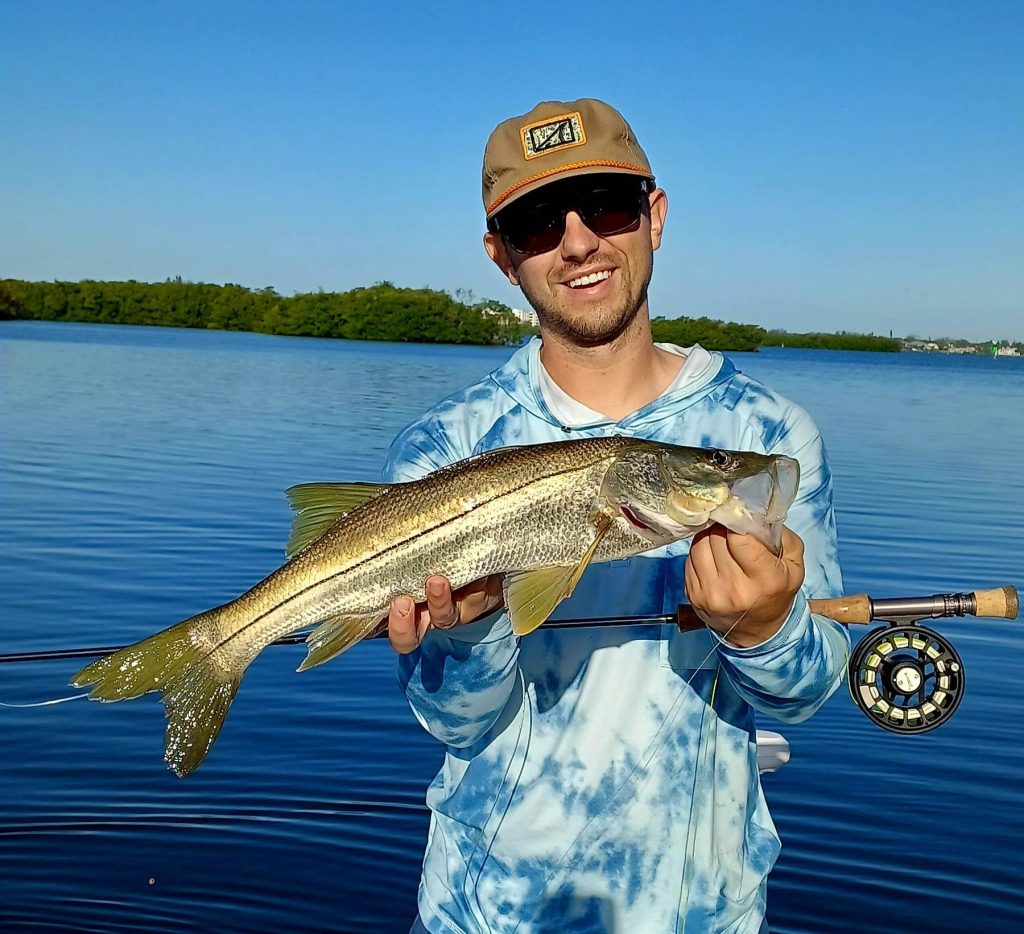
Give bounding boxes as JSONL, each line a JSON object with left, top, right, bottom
{"left": 707, "top": 526, "right": 743, "bottom": 578}
{"left": 455, "top": 573, "right": 505, "bottom": 623}
{"left": 425, "top": 575, "right": 459, "bottom": 629}
{"left": 388, "top": 574, "right": 505, "bottom": 653}
{"left": 388, "top": 595, "right": 420, "bottom": 654}
{"left": 725, "top": 525, "right": 803, "bottom": 577}
{"left": 686, "top": 527, "right": 721, "bottom": 591}
{"left": 683, "top": 555, "right": 704, "bottom": 607}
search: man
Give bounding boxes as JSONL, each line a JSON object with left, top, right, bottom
{"left": 384, "top": 99, "right": 849, "bottom": 933}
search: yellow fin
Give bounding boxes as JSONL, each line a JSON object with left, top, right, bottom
{"left": 505, "top": 514, "right": 612, "bottom": 637}
{"left": 71, "top": 613, "right": 244, "bottom": 778}
{"left": 297, "top": 613, "right": 384, "bottom": 672}
{"left": 284, "top": 482, "right": 391, "bottom": 558}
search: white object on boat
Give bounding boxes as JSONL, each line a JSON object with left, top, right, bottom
{"left": 756, "top": 730, "right": 791, "bottom": 774}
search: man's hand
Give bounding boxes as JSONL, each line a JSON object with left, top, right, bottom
{"left": 684, "top": 525, "right": 805, "bottom": 648}
{"left": 388, "top": 574, "right": 505, "bottom": 654}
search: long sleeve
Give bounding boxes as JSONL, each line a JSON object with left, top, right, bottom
{"left": 383, "top": 423, "right": 523, "bottom": 749}
{"left": 715, "top": 415, "right": 851, "bottom": 721}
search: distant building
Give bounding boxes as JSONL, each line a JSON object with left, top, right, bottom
{"left": 511, "top": 307, "right": 539, "bottom": 327}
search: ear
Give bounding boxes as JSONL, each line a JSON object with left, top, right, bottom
{"left": 648, "top": 188, "right": 668, "bottom": 251}
{"left": 484, "top": 231, "right": 520, "bottom": 286}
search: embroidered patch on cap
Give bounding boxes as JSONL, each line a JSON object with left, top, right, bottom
{"left": 520, "top": 111, "right": 586, "bottom": 160}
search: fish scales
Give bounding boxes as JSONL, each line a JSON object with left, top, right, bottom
{"left": 220, "top": 441, "right": 632, "bottom": 659}
{"left": 71, "top": 436, "right": 799, "bottom": 775}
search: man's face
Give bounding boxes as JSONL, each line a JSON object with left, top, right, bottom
{"left": 484, "top": 174, "right": 668, "bottom": 347}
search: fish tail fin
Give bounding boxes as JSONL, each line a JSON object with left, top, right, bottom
{"left": 71, "top": 612, "right": 243, "bottom": 777}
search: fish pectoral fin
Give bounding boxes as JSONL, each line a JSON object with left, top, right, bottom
{"left": 284, "top": 482, "right": 392, "bottom": 558}
{"left": 297, "top": 612, "right": 384, "bottom": 672}
{"left": 505, "top": 513, "right": 613, "bottom": 637}
{"left": 504, "top": 566, "right": 578, "bottom": 637}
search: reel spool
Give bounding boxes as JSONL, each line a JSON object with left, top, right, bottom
{"left": 848, "top": 624, "right": 965, "bottom": 733}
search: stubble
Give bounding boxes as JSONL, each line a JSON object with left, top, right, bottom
{"left": 519, "top": 250, "right": 654, "bottom": 349}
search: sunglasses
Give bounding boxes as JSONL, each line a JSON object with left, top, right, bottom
{"left": 489, "top": 175, "right": 653, "bottom": 256}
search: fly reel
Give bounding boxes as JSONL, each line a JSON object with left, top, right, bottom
{"left": 848, "top": 624, "right": 964, "bottom": 733}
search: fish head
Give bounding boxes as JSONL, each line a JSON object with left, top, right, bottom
{"left": 603, "top": 441, "right": 800, "bottom": 554}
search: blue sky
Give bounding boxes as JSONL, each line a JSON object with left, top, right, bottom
{"left": 2, "top": 0, "right": 1021, "bottom": 340}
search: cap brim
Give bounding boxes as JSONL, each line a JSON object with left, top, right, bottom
{"left": 486, "top": 163, "right": 654, "bottom": 217}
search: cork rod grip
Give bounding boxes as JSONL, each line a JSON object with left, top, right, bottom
{"left": 807, "top": 594, "right": 873, "bottom": 624}
{"left": 675, "top": 594, "right": 875, "bottom": 629}
{"left": 973, "top": 586, "right": 1019, "bottom": 619}
{"left": 674, "top": 586, "right": 1018, "bottom": 631}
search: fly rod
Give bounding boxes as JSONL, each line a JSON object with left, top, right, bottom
{"left": 1, "top": 586, "right": 1017, "bottom": 734}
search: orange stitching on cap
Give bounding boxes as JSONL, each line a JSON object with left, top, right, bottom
{"left": 487, "top": 161, "right": 651, "bottom": 215}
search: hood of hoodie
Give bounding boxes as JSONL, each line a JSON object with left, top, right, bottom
{"left": 489, "top": 337, "right": 736, "bottom": 432}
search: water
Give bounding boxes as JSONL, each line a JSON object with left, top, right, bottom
{"left": 1, "top": 321, "right": 1022, "bottom": 933}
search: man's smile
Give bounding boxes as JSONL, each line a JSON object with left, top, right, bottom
{"left": 558, "top": 267, "right": 620, "bottom": 300}
{"left": 566, "top": 269, "right": 613, "bottom": 289}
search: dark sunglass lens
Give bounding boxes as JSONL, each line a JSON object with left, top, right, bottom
{"left": 514, "top": 228, "right": 564, "bottom": 254}
{"left": 582, "top": 185, "right": 644, "bottom": 237}
{"left": 498, "top": 178, "right": 647, "bottom": 254}
{"left": 500, "top": 202, "right": 564, "bottom": 254}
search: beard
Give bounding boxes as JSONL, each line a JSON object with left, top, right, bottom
{"left": 519, "top": 251, "right": 654, "bottom": 348}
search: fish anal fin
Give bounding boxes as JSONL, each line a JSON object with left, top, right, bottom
{"left": 297, "top": 612, "right": 384, "bottom": 672}
{"left": 284, "top": 482, "right": 391, "bottom": 558}
{"left": 505, "top": 513, "right": 613, "bottom": 637}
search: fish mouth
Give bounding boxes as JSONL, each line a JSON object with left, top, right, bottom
{"left": 708, "top": 456, "right": 800, "bottom": 554}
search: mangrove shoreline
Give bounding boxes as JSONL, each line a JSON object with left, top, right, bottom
{"left": 1, "top": 278, "right": 903, "bottom": 352}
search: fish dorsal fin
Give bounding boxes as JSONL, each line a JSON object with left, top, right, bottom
{"left": 284, "top": 482, "right": 391, "bottom": 558}
{"left": 297, "top": 612, "right": 385, "bottom": 672}
{"left": 505, "top": 513, "right": 612, "bottom": 637}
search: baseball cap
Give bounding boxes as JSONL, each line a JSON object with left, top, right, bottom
{"left": 482, "top": 98, "right": 653, "bottom": 218}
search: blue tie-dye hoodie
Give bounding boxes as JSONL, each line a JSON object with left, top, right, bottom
{"left": 384, "top": 339, "right": 850, "bottom": 934}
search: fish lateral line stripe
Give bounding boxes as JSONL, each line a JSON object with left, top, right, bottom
{"left": 211, "top": 451, "right": 624, "bottom": 656}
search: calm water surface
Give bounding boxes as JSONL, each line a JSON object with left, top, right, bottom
{"left": 1, "top": 321, "right": 1022, "bottom": 932}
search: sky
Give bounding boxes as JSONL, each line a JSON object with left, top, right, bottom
{"left": 2, "top": 0, "right": 1021, "bottom": 341}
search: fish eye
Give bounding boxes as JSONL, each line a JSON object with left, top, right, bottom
{"left": 707, "top": 449, "right": 733, "bottom": 469}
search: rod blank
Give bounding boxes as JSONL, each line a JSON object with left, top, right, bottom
{"left": 0, "top": 587, "right": 1017, "bottom": 665}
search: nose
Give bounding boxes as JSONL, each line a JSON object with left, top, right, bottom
{"left": 559, "top": 210, "right": 601, "bottom": 262}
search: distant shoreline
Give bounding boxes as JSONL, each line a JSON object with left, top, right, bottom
{"left": 2, "top": 279, "right": 1019, "bottom": 354}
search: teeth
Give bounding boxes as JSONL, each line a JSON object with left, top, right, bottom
{"left": 568, "top": 270, "right": 611, "bottom": 288}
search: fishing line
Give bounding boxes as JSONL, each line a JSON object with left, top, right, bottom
{"left": 535, "top": 600, "right": 759, "bottom": 904}
{"left": 680, "top": 670, "right": 721, "bottom": 924}
{"left": 0, "top": 692, "right": 89, "bottom": 708}
{"left": 679, "top": 542, "right": 789, "bottom": 685}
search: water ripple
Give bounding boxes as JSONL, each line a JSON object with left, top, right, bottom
{"left": 2, "top": 325, "right": 1023, "bottom": 932}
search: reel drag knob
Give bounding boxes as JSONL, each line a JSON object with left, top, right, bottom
{"left": 848, "top": 624, "right": 965, "bottom": 733}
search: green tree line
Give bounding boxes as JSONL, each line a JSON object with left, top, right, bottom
{"left": 650, "top": 315, "right": 767, "bottom": 352}
{"left": 761, "top": 329, "right": 900, "bottom": 352}
{"left": 0, "top": 278, "right": 902, "bottom": 352}
{"left": 0, "top": 279, "right": 523, "bottom": 346}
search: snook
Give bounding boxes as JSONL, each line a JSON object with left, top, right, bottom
{"left": 73, "top": 437, "right": 799, "bottom": 776}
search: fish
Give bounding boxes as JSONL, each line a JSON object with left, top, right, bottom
{"left": 72, "top": 437, "right": 799, "bottom": 776}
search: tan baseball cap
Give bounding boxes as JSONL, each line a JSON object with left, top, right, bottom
{"left": 482, "top": 98, "right": 654, "bottom": 218}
